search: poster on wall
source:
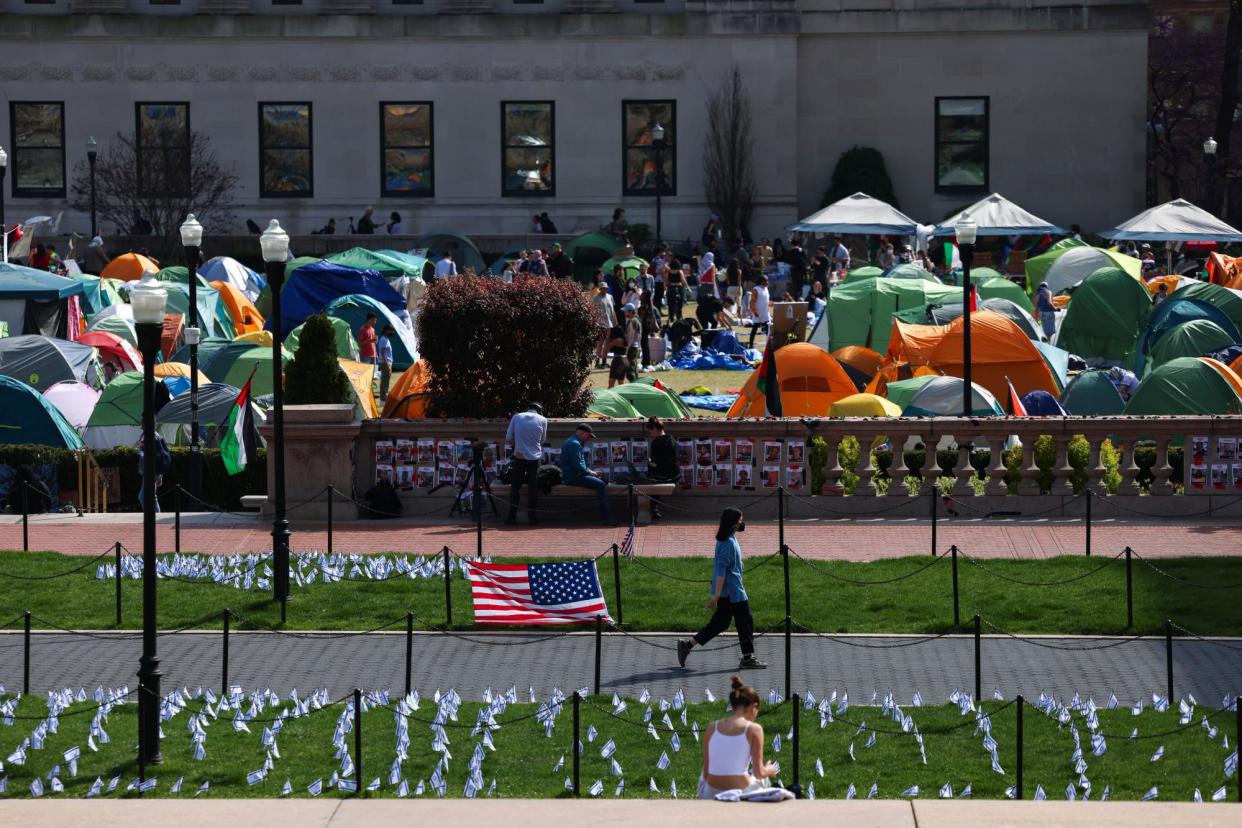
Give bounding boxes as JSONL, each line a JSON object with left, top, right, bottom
{"left": 438, "top": 461, "right": 455, "bottom": 486}
{"left": 416, "top": 467, "right": 435, "bottom": 488}
{"left": 396, "top": 439, "right": 413, "bottom": 464}
{"left": 631, "top": 440, "right": 649, "bottom": 465}
{"left": 734, "top": 465, "right": 754, "bottom": 489}
{"left": 679, "top": 465, "right": 693, "bottom": 490}
{"left": 612, "top": 441, "right": 630, "bottom": 465}
{"left": 437, "top": 440, "right": 455, "bottom": 463}
{"left": 785, "top": 465, "right": 805, "bottom": 492}
{"left": 397, "top": 465, "right": 414, "bottom": 489}
{"left": 1191, "top": 436, "right": 1209, "bottom": 464}
{"left": 677, "top": 439, "right": 693, "bottom": 466}
{"left": 714, "top": 439, "right": 733, "bottom": 465}
{"left": 375, "top": 440, "right": 395, "bottom": 466}
{"left": 1233, "top": 463, "right": 1242, "bottom": 490}
{"left": 417, "top": 438, "right": 435, "bottom": 465}
{"left": 1218, "top": 438, "right": 1237, "bottom": 461}
{"left": 762, "top": 466, "right": 780, "bottom": 488}
{"left": 714, "top": 465, "right": 732, "bottom": 488}
{"left": 1189, "top": 464, "right": 1207, "bottom": 490}
{"left": 763, "top": 441, "right": 782, "bottom": 464}
{"left": 695, "top": 466, "right": 712, "bottom": 489}
{"left": 592, "top": 443, "right": 610, "bottom": 468}
{"left": 787, "top": 440, "right": 806, "bottom": 465}
{"left": 375, "top": 463, "right": 394, "bottom": 485}
{"left": 735, "top": 439, "right": 754, "bottom": 465}
{"left": 1212, "top": 464, "right": 1228, "bottom": 490}
{"left": 696, "top": 439, "right": 713, "bottom": 467}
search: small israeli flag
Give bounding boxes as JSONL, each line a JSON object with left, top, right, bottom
{"left": 900, "top": 785, "right": 919, "bottom": 797}
{"left": 960, "top": 783, "right": 972, "bottom": 798}
{"left": 938, "top": 783, "right": 952, "bottom": 798}
{"left": 307, "top": 778, "right": 323, "bottom": 797}
{"left": 1212, "top": 786, "right": 1227, "bottom": 801}
{"left": 196, "top": 781, "right": 210, "bottom": 796}
{"left": 280, "top": 780, "right": 292, "bottom": 797}
{"left": 1150, "top": 745, "right": 1164, "bottom": 762}
{"left": 589, "top": 779, "right": 604, "bottom": 797}
{"left": 600, "top": 739, "right": 616, "bottom": 759}
{"left": 611, "top": 758, "right": 624, "bottom": 777}
{"left": 815, "top": 758, "right": 824, "bottom": 777}
{"left": 1142, "top": 786, "right": 1158, "bottom": 801}
{"left": 170, "top": 777, "right": 183, "bottom": 794}
{"left": 614, "top": 779, "right": 625, "bottom": 797}
{"left": 656, "top": 751, "right": 670, "bottom": 771}
{"left": 1034, "top": 785, "right": 1046, "bottom": 800}
{"left": 845, "top": 783, "right": 856, "bottom": 800}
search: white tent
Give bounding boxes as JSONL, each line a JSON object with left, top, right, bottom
{"left": 788, "top": 192, "right": 922, "bottom": 236}
{"left": 1042, "top": 247, "right": 1142, "bottom": 296}
{"left": 931, "top": 193, "right": 1067, "bottom": 237}
{"left": 1098, "top": 198, "right": 1242, "bottom": 243}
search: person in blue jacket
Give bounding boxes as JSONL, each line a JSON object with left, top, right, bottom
{"left": 559, "top": 423, "right": 612, "bottom": 524}
{"left": 678, "top": 507, "right": 766, "bottom": 670}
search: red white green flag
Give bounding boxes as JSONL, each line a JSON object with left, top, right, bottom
{"left": 757, "top": 338, "right": 782, "bottom": 417}
{"left": 220, "top": 377, "right": 256, "bottom": 476}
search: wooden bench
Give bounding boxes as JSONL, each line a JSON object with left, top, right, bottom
{"left": 543, "top": 482, "right": 676, "bottom": 524}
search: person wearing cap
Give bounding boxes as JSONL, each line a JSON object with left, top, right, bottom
{"left": 560, "top": 423, "right": 612, "bottom": 524}
{"left": 622, "top": 302, "right": 642, "bottom": 382}
{"left": 1034, "top": 281, "right": 1056, "bottom": 339}
{"left": 505, "top": 403, "right": 548, "bottom": 525}
{"left": 548, "top": 242, "right": 574, "bottom": 279}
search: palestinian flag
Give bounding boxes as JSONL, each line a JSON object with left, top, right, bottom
{"left": 969, "top": 283, "right": 979, "bottom": 312}
{"left": 220, "top": 377, "right": 256, "bottom": 476}
{"left": 757, "top": 339, "right": 782, "bottom": 417}
{"left": 1006, "top": 377, "right": 1028, "bottom": 416}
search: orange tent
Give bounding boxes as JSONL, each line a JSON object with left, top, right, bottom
{"left": 1208, "top": 252, "right": 1242, "bottom": 289}
{"left": 886, "top": 320, "right": 949, "bottom": 367}
{"left": 100, "top": 252, "right": 159, "bottom": 281}
{"left": 830, "top": 346, "right": 884, "bottom": 390}
{"left": 381, "top": 360, "right": 431, "bottom": 419}
{"left": 726, "top": 343, "right": 856, "bottom": 418}
{"left": 864, "top": 362, "right": 939, "bottom": 398}
{"left": 928, "top": 311, "right": 1060, "bottom": 400}
{"left": 153, "top": 361, "right": 211, "bottom": 386}
{"left": 210, "top": 280, "right": 265, "bottom": 335}
{"left": 1145, "top": 274, "right": 1182, "bottom": 296}
{"left": 1230, "top": 353, "right": 1242, "bottom": 377}
{"left": 1202, "top": 357, "right": 1242, "bottom": 400}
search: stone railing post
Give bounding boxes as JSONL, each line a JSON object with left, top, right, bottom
{"left": 854, "top": 436, "right": 878, "bottom": 497}
{"left": 822, "top": 434, "right": 845, "bottom": 494}
{"left": 1115, "top": 438, "right": 1141, "bottom": 495}
{"left": 920, "top": 433, "right": 942, "bottom": 495}
{"left": 1017, "top": 432, "right": 1042, "bottom": 495}
{"left": 1048, "top": 433, "right": 1075, "bottom": 495}
{"left": 984, "top": 430, "right": 1010, "bottom": 495}
{"left": 1150, "top": 436, "right": 1175, "bottom": 495}
{"left": 1085, "top": 432, "right": 1110, "bottom": 495}
{"left": 885, "top": 429, "right": 911, "bottom": 497}
{"left": 951, "top": 435, "right": 977, "bottom": 497}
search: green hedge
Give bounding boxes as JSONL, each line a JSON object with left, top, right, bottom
{"left": 0, "top": 445, "right": 267, "bottom": 511}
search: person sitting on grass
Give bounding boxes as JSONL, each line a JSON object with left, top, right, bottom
{"left": 696, "top": 675, "right": 778, "bottom": 799}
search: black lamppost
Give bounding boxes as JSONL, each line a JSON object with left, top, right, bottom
{"left": 260, "top": 220, "right": 291, "bottom": 610}
{"left": 180, "top": 215, "right": 203, "bottom": 499}
{"left": 1204, "top": 136, "right": 1219, "bottom": 213}
{"left": 651, "top": 122, "right": 667, "bottom": 246}
{"left": 131, "top": 272, "right": 168, "bottom": 767}
{"left": 0, "top": 145, "right": 7, "bottom": 263}
{"left": 956, "top": 216, "right": 978, "bottom": 416}
{"left": 86, "top": 136, "right": 98, "bottom": 239}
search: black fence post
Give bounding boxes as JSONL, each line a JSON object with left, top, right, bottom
{"left": 1236, "top": 693, "right": 1241, "bottom": 803}
{"left": 778, "top": 485, "right": 786, "bottom": 552}
{"left": 442, "top": 546, "right": 453, "bottom": 627}
{"left": 174, "top": 485, "right": 182, "bottom": 554}
{"left": 610, "top": 544, "right": 624, "bottom": 627}
{"left": 405, "top": 611, "right": 414, "bottom": 698}
{"left": 1084, "top": 489, "right": 1092, "bottom": 557}
{"left": 1165, "top": 619, "right": 1174, "bottom": 701}
{"left": 973, "top": 614, "right": 982, "bottom": 702}
{"left": 354, "top": 688, "right": 363, "bottom": 796}
{"left": 221, "top": 608, "right": 230, "bottom": 692}
{"left": 21, "top": 483, "right": 29, "bottom": 552}
{"left": 326, "top": 486, "right": 334, "bottom": 557}
{"left": 1015, "top": 695, "right": 1024, "bottom": 800}
{"left": 114, "top": 541, "right": 123, "bottom": 626}
{"left": 23, "top": 610, "right": 31, "bottom": 695}
{"left": 474, "top": 473, "right": 483, "bottom": 561}
{"left": 951, "top": 545, "right": 961, "bottom": 627}
{"left": 1125, "top": 546, "right": 1134, "bottom": 628}
{"left": 930, "top": 484, "right": 937, "bottom": 557}
{"left": 784, "top": 615, "right": 792, "bottom": 701}
{"left": 792, "top": 691, "right": 801, "bottom": 796}
{"left": 627, "top": 483, "right": 635, "bottom": 532}
{"left": 594, "top": 615, "right": 602, "bottom": 697}
{"left": 571, "top": 691, "right": 581, "bottom": 797}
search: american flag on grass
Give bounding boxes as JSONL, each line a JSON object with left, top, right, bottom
{"left": 467, "top": 560, "right": 611, "bottom": 625}
{"left": 620, "top": 526, "right": 635, "bottom": 560}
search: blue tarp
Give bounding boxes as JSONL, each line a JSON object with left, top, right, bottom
{"left": 668, "top": 342, "right": 756, "bottom": 371}
{"left": 679, "top": 394, "right": 740, "bottom": 412}
{"left": 0, "top": 263, "right": 85, "bottom": 300}
{"left": 267, "top": 260, "right": 406, "bottom": 334}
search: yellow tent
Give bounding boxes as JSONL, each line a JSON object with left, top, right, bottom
{"left": 235, "top": 330, "right": 274, "bottom": 348}
{"left": 338, "top": 358, "right": 378, "bottom": 419}
{"left": 829, "top": 393, "right": 902, "bottom": 417}
{"left": 153, "top": 361, "right": 211, "bottom": 386}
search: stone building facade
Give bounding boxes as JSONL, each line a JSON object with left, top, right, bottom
{"left": 0, "top": 0, "right": 1149, "bottom": 241}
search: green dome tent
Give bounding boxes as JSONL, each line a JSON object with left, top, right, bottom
{"left": 586, "top": 388, "right": 642, "bottom": 419}
{"left": 1057, "top": 266, "right": 1153, "bottom": 363}
{"left": 203, "top": 342, "right": 292, "bottom": 399}
{"left": 1147, "top": 319, "right": 1239, "bottom": 370}
{"left": 154, "top": 265, "right": 212, "bottom": 290}
{"left": 86, "top": 315, "right": 139, "bottom": 348}
{"left": 0, "top": 375, "right": 83, "bottom": 449}
{"left": 412, "top": 232, "right": 486, "bottom": 274}
{"left": 285, "top": 316, "right": 359, "bottom": 360}
{"left": 882, "top": 375, "right": 937, "bottom": 412}
{"left": 608, "top": 382, "right": 691, "bottom": 418}
{"left": 971, "top": 277, "right": 1034, "bottom": 312}
{"left": 564, "top": 230, "right": 623, "bottom": 283}
{"left": 1025, "top": 245, "right": 1142, "bottom": 295}
{"left": 600, "top": 255, "right": 648, "bottom": 283}
{"left": 1167, "top": 280, "right": 1242, "bottom": 331}
{"left": 170, "top": 336, "right": 233, "bottom": 368}
{"left": 1022, "top": 237, "right": 1089, "bottom": 286}
{"left": 82, "top": 371, "right": 172, "bottom": 449}
{"left": 847, "top": 266, "right": 884, "bottom": 280}
{"left": 1060, "top": 369, "right": 1126, "bottom": 415}
{"left": 882, "top": 263, "right": 941, "bottom": 283}
{"left": 1125, "top": 357, "right": 1242, "bottom": 415}
{"left": 325, "top": 294, "right": 418, "bottom": 370}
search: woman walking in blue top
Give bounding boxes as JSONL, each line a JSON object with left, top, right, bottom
{"left": 678, "top": 508, "right": 767, "bottom": 670}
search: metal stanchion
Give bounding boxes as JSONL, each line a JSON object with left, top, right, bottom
{"left": 354, "top": 688, "right": 363, "bottom": 795}
{"left": 791, "top": 691, "right": 801, "bottom": 796}
{"left": 21, "top": 483, "right": 29, "bottom": 552}
{"left": 1085, "top": 489, "right": 1092, "bottom": 557}
{"left": 405, "top": 611, "right": 414, "bottom": 697}
{"left": 571, "top": 691, "right": 581, "bottom": 797}
{"left": 114, "top": 541, "right": 123, "bottom": 626}
{"left": 221, "top": 608, "right": 230, "bottom": 692}
{"left": 784, "top": 615, "right": 792, "bottom": 701}
{"left": 1015, "top": 695, "right": 1024, "bottom": 800}
{"left": 442, "top": 546, "right": 453, "bottom": 627}
{"left": 23, "top": 610, "right": 31, "bottom": 694}
{"left": 930, "top": 484, "right": 937, "bottom": 556}
{"left": 1125, "top": 546, "right": 1134, "bottom": 628}
{"left": 174, "top": 485, "right": 182, "bottom": 554}
{"left": 594, "top": 615, "right": 602, "bottom": 697}
{"left": 326, "top": 486, "right": 334, "bottom": 557}
{"left": 1165, "top": 619, "right": 1174, "bottom": 701}
{"left": 973, "top": 613, "right": 982, "bottom": 702}
{"left": 611, "top": 543, "right": 624, "bottom": 626}
{"left": 951, "top": 545, "right": 961, "bottom": 626}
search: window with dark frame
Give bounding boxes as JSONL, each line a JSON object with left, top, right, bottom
{"left": 934, "top": 96, "right": 989, "bottom": 192}
{"left": 9, "top": 101, "right": 65, "bottom": 198}
{"left": 259, "top": 102, "right": 313, "bottom": 198}
{"left": 136, "top": 102, "right": 190, "bottom": 198}
{"left": 380, "top": 102, "right": 434, "bottom": 198}
{"left": 501, "top": 101, "right": 554, "bottom": 197}
{"left": 622, "top": 100, "right": 675, "bottom": 196}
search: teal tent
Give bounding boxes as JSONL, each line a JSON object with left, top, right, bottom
{"left": 1125, "top": 357, "right": 1242, "bottom": 415}
{"left": 1166, "top": 280, "right": 1242, "bottom": 331}
{"left": 1060, "top": 369, "right": 1126, "bottom": 415}
{"left": 327, "top": 247, "right": 430, "bottom": 282}
{"left": 412, "top": 232, "right": 486, "bottom": 274}
{"left": 286, "top": 316, "right": 360, "bottom": 360}
{"left": 902, "top": 376, "right": 1005, "bottom": 417}
{"left": 881, "top": 263, "right": 942, "bottom": 283}
{"left": 882, "top": 375, "right": 937, "bottom": 411}
{"left": 203, "top": 341, "right": 292, "bottom": 399}
{"left": 0, "top": 375, "right": 83, "bottom": 449}
{"left": 325, "top": 294, "right": 418, "bottom": 370}
{"left": 564, "top": 230, "right": 623, "bottom": 283}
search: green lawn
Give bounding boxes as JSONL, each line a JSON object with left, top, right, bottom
{"left": 0, "top": 552, "right": 1239, "bottom": 636}
{"left": 0, "top": 693, "right": 1233, "bottom": 801}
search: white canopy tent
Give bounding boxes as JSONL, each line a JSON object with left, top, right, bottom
{"left": 931, "top": 193, "right": 1067, "bottom": 237}
{"left": 788, "top": 192, "right": 922, "bottom": 236}
{"left": 1098, "top": 198, "right": 1242, "bottom": 243}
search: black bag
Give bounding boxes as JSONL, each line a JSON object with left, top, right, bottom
{"left": 536, "top": 464, "right": 563, "bottom": 494}
{"left": 363, "top": 478, "right": 402, "bottom": 519}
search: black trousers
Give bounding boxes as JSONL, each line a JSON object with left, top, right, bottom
{"left": 507, "top": 457, "right": 540, "bottom": 519}
{"left": 693, "top": 596, "right": 755, "bottom": 656}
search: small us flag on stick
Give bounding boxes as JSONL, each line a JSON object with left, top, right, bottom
{"left": 467, "top": 561, "right": 611, "bottom": 625}
{"left": 619, "top": 527, "right": 635, "bottom": 560}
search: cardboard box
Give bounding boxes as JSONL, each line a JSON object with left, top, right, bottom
{"left": 769, "top": 301, "right": 807, "bottom": 347}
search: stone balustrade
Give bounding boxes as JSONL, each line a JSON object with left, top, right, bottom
{"left": 263, "top": 411, "right": 1242, "bottom": 520}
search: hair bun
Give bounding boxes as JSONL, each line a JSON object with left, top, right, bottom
{"left": 730, "top": 674, "right": 744, "bottom": 690}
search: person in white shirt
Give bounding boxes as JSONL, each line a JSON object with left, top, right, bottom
{"left": 434, "top": 254, "right": 457, "bottom": 280}
{"left": 504, "top": 403, "right": 548, "bottom": 525}
{"left": 747, "top": 275, "right": 771, "bottom": 349}
{"left": 830, "top": 237, "right": 850, "bottom": 275}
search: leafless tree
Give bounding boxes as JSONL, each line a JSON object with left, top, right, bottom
{"left": 703, "top": 67, "right": 757, "bottom": 247}
{"left": 69, "top": 130, "right": 237, "bottom": 260}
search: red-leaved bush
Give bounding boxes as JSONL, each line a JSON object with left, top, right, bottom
{"left": 416, "top": 275, "right": 598, "bottom": 417}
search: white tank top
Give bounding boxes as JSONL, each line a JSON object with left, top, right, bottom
{"left": 707, "top": 721, "right": 752, "bottom": 776}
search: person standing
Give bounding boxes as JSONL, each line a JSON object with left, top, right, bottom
{"left": 666, "top": 261, "right": 685, "bottom": 322}
{"left": 785, "top": 240, "right": 809, "bottom": 298}
{"left": 358, "top": 313, "right": 378, "bottom": 365}
{"left": 525, "top": 249, "right": 551, "bottom": 277}
{"left": 830, "top": 236, "right": 851, "bottom": 276}
{"left": 560, "top": 423, "right": 612, "bottom": 524}
{"left": 638, "top": 291, "right": 660, "bottom": 367}
{"left": 434, "top": 253, "right": 457, "bottom": 281}
{"left": 592, "top": 284, "right": 618, "bottom": 368}
{"left": 548, "top": 242, "right": 574, "bottom": 279}
{"left": 377, "top": 325, "right": 394, "bottom": 400}
{"left": 504, "top": 403, "right": 547, "bottom": 525}
{"left": 387, "top": 212, "right": 402, "bottom": 234}
{"left": 357, "top": 206, "right": 379, "bottom": 234}
{"left": 747, "top": 275, "right": 771, "bottom": 349}
{"left": 677, "top": 508, "right": 766, "bottom": 670}
{"left": 1035, "top": 281, "right": 1057, "bottom": 340}
{"left": 622, "top": 302, "right": 642, "bottom": 381}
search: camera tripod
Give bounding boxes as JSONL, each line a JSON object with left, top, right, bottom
{"left": 429, "top": 458, "right": 498, "bottom": 519}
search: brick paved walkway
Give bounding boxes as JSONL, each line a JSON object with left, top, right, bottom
{"left": 2, "top": 628, "right": 1239, "bottom": 704}
{"left": 3, "top": 512, "right": 1241, "bottom": 559}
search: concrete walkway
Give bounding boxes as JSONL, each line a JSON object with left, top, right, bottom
{"left": 3, "top": 511, "right": 1241, "bottom": 559}
{"left": 3, "top": 629, "right": 1239, "bottom": 703}
{"left": 0, "top": 799, "right": 1236, "bottom": 825}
